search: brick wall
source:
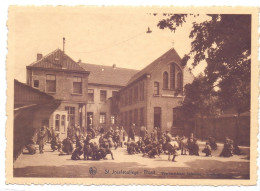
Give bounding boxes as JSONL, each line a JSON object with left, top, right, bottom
{"left": 27, "top": 69, "right": 88, "bottom": 103}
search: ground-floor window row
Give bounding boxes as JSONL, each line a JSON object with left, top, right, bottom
{"left": 86, "top": 112, "right": 118, "bottom": 129}
{"left": 120, "top": 107, "right": 145, "bottom": 127}
{"left": 119, "top": 107, "right": 183, "bottom": 129}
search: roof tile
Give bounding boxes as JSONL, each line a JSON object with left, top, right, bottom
{"left": 28, "top": 49, "right": 86, "bottom": 72}
{"left": 79, "top": 63, "right": 138, "bottom": 87}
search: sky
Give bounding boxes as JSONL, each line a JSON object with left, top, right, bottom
{"left": 11, "top": 7, "right": 208, "bottom": 83}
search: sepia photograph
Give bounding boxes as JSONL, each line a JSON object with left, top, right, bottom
{"left": 5, "top": 6, "right": 258, "bottom": 185}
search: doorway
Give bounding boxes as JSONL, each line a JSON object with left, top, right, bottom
{"left": 154, "top": 107, "right": 161, "bottom": 128}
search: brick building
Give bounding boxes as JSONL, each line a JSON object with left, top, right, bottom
{"left": 24, "top": 47, "right": 194, "bottom": 137}
{"left": 117, "top": 48, "right": 194, "bottom": 133}
{"left": 79, "top": 63, "right": 138, "bottom": 130}
{"left": 26, "top": 49, "right": 90, "bottom": 137}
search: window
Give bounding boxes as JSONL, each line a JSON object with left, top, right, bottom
{"left": 134, "top": 109, "right": 138, "bottom": 126}
{"left": 120, "top": 94, "right": 124, "bottom": 106}
{"left": 55, "top": 114, "right": 60, "bottom": 131}
{"left": 125, "top": 93, "right": 128, "bottom": 105}
{"left": 139, "top": 82, "right": 144, "bottom": 101}
{"left": 100, "top": 90, "right": 107, "bottom": 103}
{"left": 112, "top": 91, "right": 117, "bottom": 97}
{"left": 163, "top": 71, "right": 169, "bottom": 89}
{"left": 46, "top": 74, "right": 56, "bottom": 92}
{"left": 154, "top": 82, "right": 159, "bottom": 95}
{"left": 100, "top": 112, "right": 106, "bottom": 124}
{"left": 111, "top": 115, "right": 115, "bottom": 124}
{"left": 129, "top": 89, "right": 133, "bottom": 105}
{"left": 125, "top": 111, "right": 128, "bottom": 126}
{"left": 129, "top": 110, "right": 133, "bottom": 126}
{"left": 170, "top": 63, "right": 175, "bottom": 89}
{"left": 61, "top": 115, "right": 66, "bottom": 132}
{"left": 177, "top": 72, "right": 183, "bottom": 91}
{"left": 140, "top": 108, "right": 144, "bottom": 126}
{"left": 134, "top": 86, "right": 138, "bottom": 102}
{"left": 65, "top": 106, "right": 75, "bottom": 127}
{"left": 88, "top": 89, "right": 94, "bottom": 103}
{"left": 73, "top": 77, "right": 82, "bottom": 94}
{"left": 33, "top": 80, "right": 39, "bottom": 88}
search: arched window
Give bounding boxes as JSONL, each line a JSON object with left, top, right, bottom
{"left": 61, "top": 115, "right": 66, "bottom": 132}
{"left": 55, "top": 114, "right": 60, "bottom": 131}
{"left": 163, "top": 71, "right": 169, "bottom": 89}
{"left": 177, "top": 72, "right": 183, "bottom": 91}
{"left": 170, "top": 63, "right": 175, "bottom": 89}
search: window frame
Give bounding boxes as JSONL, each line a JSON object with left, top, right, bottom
{"left": 55, "top": 114, "right": 60, "bottom": 131}
{"left": 100, "top": 112, "right": 106, "bottom": 124}
{"left": 100, "top": 90, "right": 107, "bottom": 103}
{"left": 33, "top": 80, "right": 39, "bottom": 89}
{"left": 46, "top": 74, "right": 56, "bottom": 93}
{"left": 163, "top": 71, "right": 169, "bottom": 89}
{"left": 73, "top": 76, "right": 83, "bottom": 94}
{"left": 88, "top": 89, "right": 94, "bottom": 103}
{"left": 153, "top": 81, "right": 160, "bottom": 96}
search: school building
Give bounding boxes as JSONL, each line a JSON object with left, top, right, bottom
{"left": 116, "top": 48, "right": 194, "bottom": 133}
{"left": 78, "top": 63, "right": 138, "bottom": 130}
{"left": 22, "top": 46, "right": 193, "bottom": 137}
{"left": 26, "top": 49, "right": 90, "bottom": 138}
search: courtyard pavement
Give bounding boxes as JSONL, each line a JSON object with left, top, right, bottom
{"left": 13, "top": 140, "right": 250, "bottom": 179}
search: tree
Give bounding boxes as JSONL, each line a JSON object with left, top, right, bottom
{"left": 182, "top": 75, "right": 218, "bottom": 138}
{"left": 157, "top": 14, "right": 250, "bottom": 91}
{"left": 158, "top": 14, "right": 251, "bottom": 142}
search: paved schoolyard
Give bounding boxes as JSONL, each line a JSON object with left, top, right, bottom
{"left": 13, "top": 140, "right": 250, "bottom": 179}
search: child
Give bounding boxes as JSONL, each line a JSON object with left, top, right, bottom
{"left": 202, "top": 142, "right": 212, "bottom": 157}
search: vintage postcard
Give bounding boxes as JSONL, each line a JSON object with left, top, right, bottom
{"left": 6, "top": 6, "right": 258, "bottom": 185}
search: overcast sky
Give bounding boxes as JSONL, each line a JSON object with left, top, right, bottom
{"left": 11, "top": 7, "right": 208, "bottom": 83}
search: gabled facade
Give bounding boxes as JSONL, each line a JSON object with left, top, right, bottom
{"left": 118, "top": 48, "right": 194, "bottom": 133}
{"left": 26, "top": 49, "right": 90, "bottom": 135}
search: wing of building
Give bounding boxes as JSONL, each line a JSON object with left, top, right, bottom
{"left": 23, "top": 47, "right": 194, "bottom": 141}
{"left": 79, "top": 62, "right": 139, "bottom": 131}
{"left": 26, "top": 48, "right": 90, "bottom": 139}
{"left": 116, "top": 48, "right": 194, "bottom": 134}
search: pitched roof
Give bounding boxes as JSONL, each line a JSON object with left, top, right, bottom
{"left": 126, "top": 48, "right": 182, "bottom": 86}
{"left": 27, "top": 49, "right": 87, "bottom": 72}
{"left": 79, "top": 63, "right": 139, "bottom": 87}
{"left": 14, "top": 79, "right": 58, "bottom": 108}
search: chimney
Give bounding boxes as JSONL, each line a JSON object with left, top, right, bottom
{"left": 37, "top": 53, "right": 43, "bottom": 61}
{"left": 63, "top": 37, "right": 65, "bottom": 53}
{"left": 112, "top": 64, "right": 116, "bottom": 69}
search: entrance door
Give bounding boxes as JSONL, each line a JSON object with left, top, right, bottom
{"left": 53, "top": 110, "right": 68, "bottom": 140}
{"left": 87, "top": 112, "right": 93, "bottom": 130}
{"left": 154, "top": 107, "right": 161, "bottom": 128}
